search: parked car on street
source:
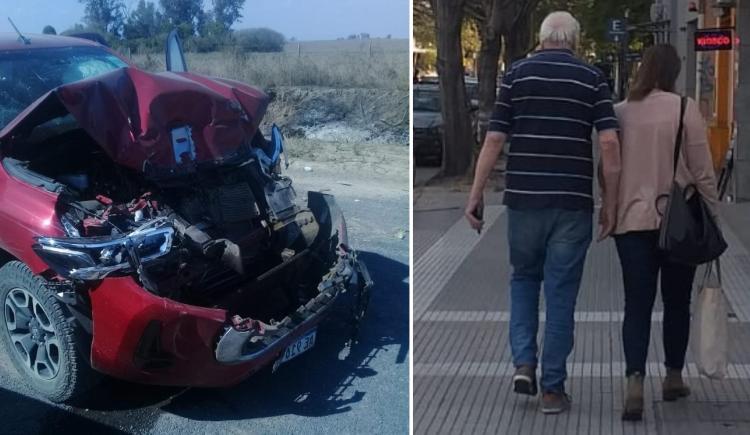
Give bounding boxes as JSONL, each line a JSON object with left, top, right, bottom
{"left": 413, "top": 80, "right": 479, "bottom": 167}
{"left": 413, "top": 83, "right": 443, "bottom": 166}
{"left": 0, "top": 31, "right": 371, "bottom": 402}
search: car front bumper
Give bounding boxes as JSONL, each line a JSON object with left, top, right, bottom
{"left": 87, "top": 248, "right": 371, "bottom": 387}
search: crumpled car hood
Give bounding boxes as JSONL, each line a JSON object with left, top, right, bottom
{"left": 0, "top": 67, "right": 270, "bottom": 173}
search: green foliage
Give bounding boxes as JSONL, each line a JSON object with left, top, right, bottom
{"left": 184, "top": 34, "right": 225, "bottom": 52}
{"left": 534, "top": 0, "right": 652, "bottom": 58}
{"left": 159, "top": 0, "right": 203, "bottom": 37}
{"left": 413, "top": 1, "right": 479, "bottom": 73}
{"left": 212, "top": 0, "right": 245, "bottom": 34}
{"left": 124, "top": 0, "right": 163, "bottom": 40}
{"left": 70, "top": 0, "right": 279, "bottom": 58}
{"left": 79, "top": 0, "right": 125, "bottom": 37}
{"left": 42, "top": 25, "right": 57, "bottom": 35}
{"left": 235, "top": 28, "right": 285, "bottom": 53}
{"left": 413, "top": 0, "right": 435, "bottom": 49}
{"left": 462, "top": 18, "right": 480, "bottom": 62}
{"left": 61, "top": 23, "right": 87, "bottom": 35}
{"left": 60, "top": 23, "right": 115, "bottom": 47}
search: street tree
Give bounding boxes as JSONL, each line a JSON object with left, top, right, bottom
{"left": 414, "top": 0, "right": 437, "bottom": 56}
{"left": 415, "top": 1, "right": 478, "bottom": 70}
{"left": 432, "top": 0, "right": 475, "bottom": 176}
{"left": 42, "top": 25, "right": 57, "bottom": 35}
{"left": 466, "top": 0, "right": 506, "bottom": 143}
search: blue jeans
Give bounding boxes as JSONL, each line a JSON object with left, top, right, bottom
{"left": 508, "top": 208, "right": 592, "bottom": 393}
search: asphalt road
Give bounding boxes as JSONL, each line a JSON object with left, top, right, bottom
{"left": 0, "top": 161, "right": 410, "bottom": 435}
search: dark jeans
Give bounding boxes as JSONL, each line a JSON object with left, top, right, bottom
{"left": 508, "top": 208, "right": 592, "bottom": 393}
{"left": 614, "top": 231, "right": 696, "bottom": 376}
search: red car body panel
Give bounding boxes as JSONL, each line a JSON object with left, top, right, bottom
{"left": 88, "top": 276, "right": 327, "bottom": 386}
{"left": 0, "top": 67, "right": 270, "bottom": 173}
{"left": 0, "top": 166, "right": 65, "bottom": 273}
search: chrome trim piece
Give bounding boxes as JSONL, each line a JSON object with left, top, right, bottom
{"left": 35, "top": 222, "right": 174, "bottom": 280}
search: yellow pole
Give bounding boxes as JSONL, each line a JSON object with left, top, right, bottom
{"left": 708, "top": 11, "right": 734, "bottom": 170}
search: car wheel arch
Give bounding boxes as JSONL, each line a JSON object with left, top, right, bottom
{"left": 0, "top": 246, "right": 18, "bottom": 268}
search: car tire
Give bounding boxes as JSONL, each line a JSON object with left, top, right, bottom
{"left": 0, "top": 261, "right": 95, "bottom": 403}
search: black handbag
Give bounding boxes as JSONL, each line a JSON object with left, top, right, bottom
{"left": 657, "top": 97, "right": 727, "bottom": 265}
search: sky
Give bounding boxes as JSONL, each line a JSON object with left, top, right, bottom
{"left": 0, "top": 0, "right": 409, "bottom": 41}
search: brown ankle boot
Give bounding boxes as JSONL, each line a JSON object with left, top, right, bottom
{"left": 622, "top": 372, "right": 644, "bottom": 421}
{"left": 663, "top": 368, "right": 691, "bottom": 401}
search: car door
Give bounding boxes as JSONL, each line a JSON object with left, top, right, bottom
{"left": 165, "top": 29, "right": 187, "bottom": 73}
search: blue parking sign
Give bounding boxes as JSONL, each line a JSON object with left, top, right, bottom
{"left": 607, "top": 18, "right": 627, "bottom": 42}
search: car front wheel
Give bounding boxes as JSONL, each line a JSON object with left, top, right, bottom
{"left": 0, "top": 261, "right": 94, "bottom": 402}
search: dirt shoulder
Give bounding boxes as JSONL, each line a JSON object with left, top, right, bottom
{"left": 263, "top": 87, "right": 409, "bottom": 146}
{"left": 285, "top": 139, "right": 408, "bottom": 196}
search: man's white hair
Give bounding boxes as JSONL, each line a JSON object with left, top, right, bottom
{"left": 539, "top": 11, "right": 580, "bottom": 48}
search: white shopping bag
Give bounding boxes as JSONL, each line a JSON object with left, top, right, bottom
{"left": 692, "top": 260, "right": 728, "bottom": 379}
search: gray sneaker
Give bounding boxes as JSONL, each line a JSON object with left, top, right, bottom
{"left": 541, "top": 391, "right": 571, "bottom": 414}
{"left": 512, "top": 365, "right": 538, "bottom": 396}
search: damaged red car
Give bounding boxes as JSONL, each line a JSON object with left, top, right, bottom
{"left": 0, "top": 32, "right": 371, "bottom": 402}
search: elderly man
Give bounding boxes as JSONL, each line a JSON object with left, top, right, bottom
{"left": 465, "top": 11, "right": 621, "bottom": 414}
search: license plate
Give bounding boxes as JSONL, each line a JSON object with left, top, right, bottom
{"left": 273, "top": 330, "right": 316, "bottom": 372}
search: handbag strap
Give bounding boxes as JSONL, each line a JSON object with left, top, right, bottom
{"left": 701, "top": 258, "right": 723, "bottom": 288}
{"left": 672, "top": 97, "right": 687, "bottom": 179}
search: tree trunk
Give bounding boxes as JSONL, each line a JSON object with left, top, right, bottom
{"left": 501, "top": 0, "right": 539, "bottom": 66}
{"left": 476, "top": 31, "right": 501, "bottom": 145}
{"left": 503, "top": 20, "right": 528, "bottom": 65}
{"left": 475, "top": 0, "right": 504, "bottom": 145}
{"left": 434, "top": 0, "right": 475, "bottom": 176}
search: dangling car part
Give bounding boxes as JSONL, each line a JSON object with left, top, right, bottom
{"left": 0, "top": 31, "right": 372, "bottom": 402}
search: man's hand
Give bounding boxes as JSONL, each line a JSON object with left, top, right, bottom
{"left": 465, "top": 195, "right": 484, "bottom": 232}
{"left": 465, "top": 131, "right": 507, "bottom": 234}
{"left": 598, "top": 203, "right": 616, "bottom": 241}
{"left": 597, "top": 128, "right": 621, "bottom": 242}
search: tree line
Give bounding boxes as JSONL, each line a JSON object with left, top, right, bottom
{"left": 47, "top": 0, "right": 286, "bottom": 53}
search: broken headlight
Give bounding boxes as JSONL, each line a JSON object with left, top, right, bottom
{"left": 32, "top": 220, "right": 174, "bottom": 280}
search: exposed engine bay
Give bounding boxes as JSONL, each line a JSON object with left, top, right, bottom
{"left": 0, "top": 66, "right": 361, "bottom": 325}
{"left": 11, "top": 125, "right": 337, "bottom": 322}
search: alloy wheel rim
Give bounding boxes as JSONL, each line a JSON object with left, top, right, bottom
{"left": 3, "top": 288, "right": 60, "bottom": 380}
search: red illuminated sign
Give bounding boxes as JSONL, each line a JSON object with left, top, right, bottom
{"left": 695, "top": 29, "right": 734, "bottom": 51}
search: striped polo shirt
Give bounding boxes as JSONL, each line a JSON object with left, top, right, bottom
{"left": 489, "top": 48, "right": 619, "bottom": 211}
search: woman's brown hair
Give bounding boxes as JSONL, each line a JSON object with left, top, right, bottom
{"left": 628, "top": 44, "right": 681, "bottom": 101}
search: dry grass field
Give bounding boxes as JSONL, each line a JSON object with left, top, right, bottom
{"left": 131, "top": 39, "right": 408, "bottom": 90}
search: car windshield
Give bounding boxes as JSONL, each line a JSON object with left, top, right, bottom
{"left": 0, "top": 46, "right": 127, "bottom": 129}
{"left": 414, "top": 88, "right": 440, "bottom": 112}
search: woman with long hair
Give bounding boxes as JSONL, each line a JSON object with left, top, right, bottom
{"left": 606, "top": 44, "right": 719, "bottom": 421}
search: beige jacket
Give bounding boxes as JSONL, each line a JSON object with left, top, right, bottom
{"left": 612, "top": 91, "right": 719, "bottom": 235}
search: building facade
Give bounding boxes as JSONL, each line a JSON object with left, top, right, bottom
{"left": 660, "top": 0, "right": 747, "bottom": 199}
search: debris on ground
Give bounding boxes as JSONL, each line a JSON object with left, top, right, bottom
{"left": 262, "top": 87, "right": 408, "bottom": 145}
